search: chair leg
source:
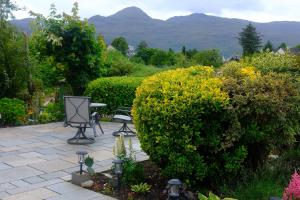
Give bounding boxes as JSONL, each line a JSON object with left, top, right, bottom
{"left": 68, "top": 126, "right": 95, "bottom": 144}
{"left": 92, "top": 113, "right": 104, "bottom": 137}
{"left": 112, "top": 122, "right": 136, "bottom": 137}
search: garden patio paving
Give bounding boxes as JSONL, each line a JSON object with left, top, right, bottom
{"left": 0, "top": 122, "right": 148, "bottom": 200}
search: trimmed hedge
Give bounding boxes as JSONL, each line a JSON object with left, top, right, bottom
{"left": 132, "top": 65, "right": 300, "bottom": 186}
{"left": 0, "top": 98, "right": 26, "bottom": 126}
{"left": 85, "top": 76, "right": 144, "bottom": 115}
{"left": 132, "top": 66, "right": 237, "bottom": 184}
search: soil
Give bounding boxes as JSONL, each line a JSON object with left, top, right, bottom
{"left": 87, "top": 160, "right": 171, "bottom": 200}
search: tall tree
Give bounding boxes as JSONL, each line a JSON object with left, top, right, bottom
{"left": 277, "top": 42, "right": 288, "bottom": 50}
{"left": 238, "top": 23, "right": 262, "bottom": 56}
{"left": 192, "top": 49, "right": 223, "bottom": 67}
{"left": 136, "top": 40, "right": 148, "bottom": 53}
{"left": 0, "top": 0, "right": 28, "bottom": 98}
{"left": 111, "top": 37, "right": 129, "bottom": 56}
{"left": 30, "top": 3, "right": 105, "bottom": 95}
{"left": 263, "top": 40, "right": 274, "bottom": 52}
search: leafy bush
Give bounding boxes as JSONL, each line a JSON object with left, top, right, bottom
{"left": 39, "top": 102, "right": 64, "bottom": 123}
{"left": 133, "top": 66, "right": 237, "bottom": 184}
{"left": 221, "top": 64, "right": 300, "bottom": 169}
{"left": 85, "top": 76, "right": 144, "bottom": 115}
{"left": 0, "top": 98, "right": 26, "bottom": 126}
{"left": 242, "top": 51, "right": 299, "bottom": 75}
{"left": 132, "top": 65, "right": 300, "bottom": 186}
{"left": 104, "top": 50, "right": 134, "bottom": 76}
{"left": 192, "top": 49, "right": 223, "bottom": 67}
{"left": 122, "top": 158, "right": 145, "bottom": 186}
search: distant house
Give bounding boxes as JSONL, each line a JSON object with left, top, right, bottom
{"left": 107, "top": 45, "right": 116, "bottom": 51}
{"left": 289, "top": 47, "right": 300, "bottom": 55}
{"left": 276, "top": 48, "right": 285, "bottom": 55}
{"left": 127, "top": 45, "right": 135, "bottom": 57}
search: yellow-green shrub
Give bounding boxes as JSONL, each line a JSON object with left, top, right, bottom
{"left": 132, "top": 65, "right": 300, "bottom": 186}
{"left": 85, "top": 76, "right": 144, "bottom": 114}
{"left": 242, "top": 51, "right": 299, "bottom": 75}
{"left": 132, "top": 66, "right": 245, "bottom": 184}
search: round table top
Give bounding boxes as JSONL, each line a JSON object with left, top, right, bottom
{"left": 90, "top": 103, "right": 107, "bottom": 108}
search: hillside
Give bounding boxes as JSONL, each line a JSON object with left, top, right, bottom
{"left": 11, "top": 7, "right": 300, "bottom": 56}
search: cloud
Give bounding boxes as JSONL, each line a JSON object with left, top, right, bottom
{"left": 12, "top": 0, "right": 300, "bottom": 22}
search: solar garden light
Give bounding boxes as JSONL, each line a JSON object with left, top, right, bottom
{"left": 76, "top": 151, "right": 87, "bottom": 175}
{"left": 112, "top": 158, "right": 124, "bottom": 189}
{"left": 167, "top": 179, "right": 182, "bottom": 199}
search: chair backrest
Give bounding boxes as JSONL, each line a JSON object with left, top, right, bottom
{"left": 64, "top": 96, "right": 91, "bottom": 127}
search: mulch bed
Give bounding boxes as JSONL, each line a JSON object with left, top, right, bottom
{"left": 87, "top": 160, "right": 171, "bottom": 200}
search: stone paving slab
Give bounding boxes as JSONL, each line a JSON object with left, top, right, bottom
{"left": 0, "top": 122, "right": 148, "bottom": 199}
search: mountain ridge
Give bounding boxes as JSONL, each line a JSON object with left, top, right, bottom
{"left": 11, "top": 7, "right": 300, "bottom": 56}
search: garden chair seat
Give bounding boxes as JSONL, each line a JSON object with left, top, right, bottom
{"left": 112, "top": 107, "right": 136, "bottom": 137}
{"left": 64, "top": 96, "right": 95, "bottom": 144}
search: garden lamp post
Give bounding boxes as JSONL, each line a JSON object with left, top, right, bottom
{"left": 167, "top": 179, "right": 182, "bottom": 200}
{"left": 76, "top": 151, "right": 87, "bottom": 175}
{"left": 112, "top": 158, "right": 124, "bottom": 190}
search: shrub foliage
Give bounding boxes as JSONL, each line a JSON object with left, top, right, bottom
{"left": 85, "top": 76, "right": 144, "bottom": 115}
{"left": 0, "top": 98, "right": 26, "bottom": 126}
{"left": 132, "top": 65, "right": 300, "bottom": 185}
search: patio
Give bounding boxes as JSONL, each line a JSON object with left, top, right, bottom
{"left": 0, "top": 122, "right": 148, "bottom": 200}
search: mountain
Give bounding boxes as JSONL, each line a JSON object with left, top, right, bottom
{"left": 11, "top": 6, "right": 300, "bottom": 56}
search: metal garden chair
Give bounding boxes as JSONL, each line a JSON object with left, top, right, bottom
{"left": 64, "top": 96, "right": 95, "bottom": 144}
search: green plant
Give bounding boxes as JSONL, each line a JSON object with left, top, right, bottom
{"left": 102, "top": 183, "right": 113, "bottom": 195}
{"left": 39, "top": 102, "right": 64, "bottom": 123}
{"left": 122, "top": 158, "right": 145, "bottom": 186}
{"left": 30, "top": 3, "right": 105, "bottom": 95}
{"left": 133, "top": 66, "right": 236, "bottom": 185}
{"left": 132, "top": 65, "right": 300, "bottom": 186}
{"left": 0, "top": 98, "right": 26, "bottom": 126}
{"left": 198, "top": 192, "right": 236, "bottom": 200}
{"left": 84, "top": 156, "right": 95, "bottom": 174}
{"left": 84, "top": 76, "right": 144, "bottom": 115}
{"left": 131, "top": 183, "right": 151, "bottom": 194}
{"left": 192, "top": 49, "right": 223, "bottom": 67}
{"left": 242, "top": 51, "right": 299, "bottom": 75}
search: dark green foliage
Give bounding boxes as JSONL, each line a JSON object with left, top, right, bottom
{"left": 104, "top": 50, "right": 134, "bottom": 76}
{"left": 238, "top": 23, "right": 262, "bottom": 56}
{"left": 277, "top": 42, "right": 288, "bottom": 51}
{"left": 136, "top": 40, "right": 148, "bottom": 53}
{"left": 134, "top": 47, "right": 176, "bottom": 67}
{"left": 111, "top": 36, "right": 129, "bottom": 56}
{"left": 192, "top": 49, "right": 223, "bottom": 67}
{"left": 85, "top": 76, "right": 144, "bottom": 115}
{"left": 149, "top": 49, "right": 175, "bottom": 67}
{"left": 263, "top": 40, "right": 274, "bottom": 52}
{"left": 0, "top": 98, "right": 26, "bottom": 126}
{"left": 30, "top": 3, "right": 105, "bottom": 95}
{"left": 134, "top": 48, "right": 156, "bottom": 65}
{"left": 0, "top": 22, "right": 28, "bottom": 99}
{"left": 0, "top": 0, "right": 19, "bottom": 22}
{"left": 186, "top": 48, "right": 198, "bottom": 59}
{"left": 122, "top": 158, "right": 145, "bottom": 186}
{"left": 221, "top": 66, "right": 300, "bottom": 169}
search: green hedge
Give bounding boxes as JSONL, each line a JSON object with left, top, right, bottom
{"left": 85, "top": 76, "right": 144, "bottom": 115}
{"left": 132, "top": 65, "right": 300, "bottom": 186}
{"left": 0, "top": 98, "right": 26, "bottom": 126}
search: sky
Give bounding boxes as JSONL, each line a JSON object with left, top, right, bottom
{"left": 14, "top": 0, "right": 300, "bottom": 22}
